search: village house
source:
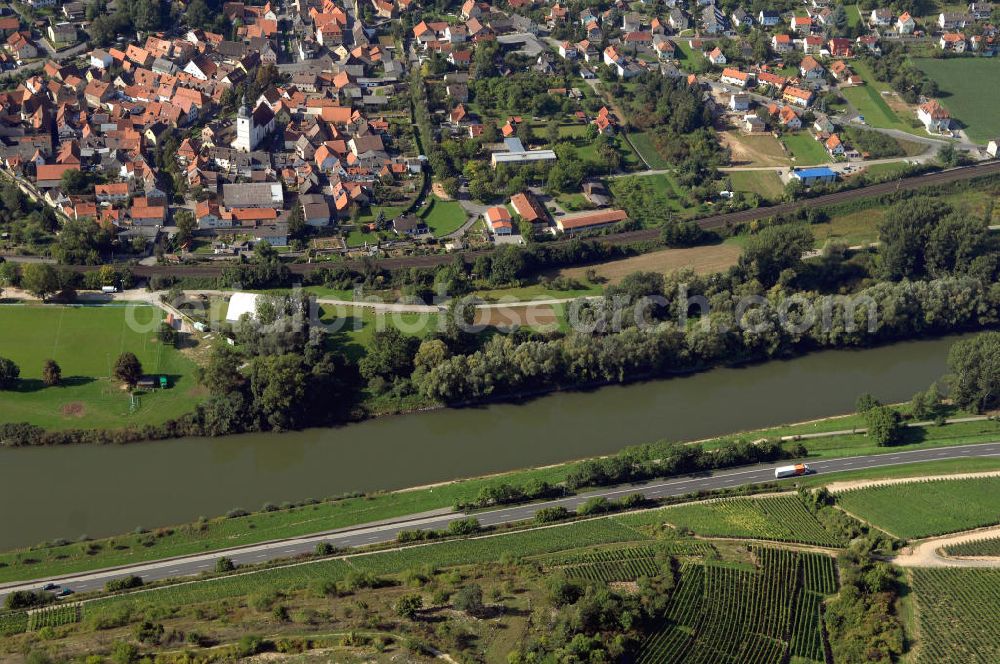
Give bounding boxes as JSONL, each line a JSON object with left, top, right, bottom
{"left": 799, "top": 56, "right": 825, "bottom": 81}
{"left": 729, "top": 92, "right": 750, "bottom": 111}
{"left": 743, "top": 114, "right": 766, "bottom": 133}
{"left": 791, "top": 16, "right": 813, "bottom": 33}
{"left": 939, "top": 33, "right": 967, "bottom": 51}
{"left": 510, "top": 191, "right": 548, "bottom": 226}
{"left": 758, "top": 10, "right": 781, "bottom": 26}
{"left": 825, "top": 134, "right": 845, "bottom": 157}
{"left": 484, "top": 205, "right": 513, "bottom": 235}
{"left": 771, "top": 34, "right": 793, "bottom": 53}
{"left": 778, "top": 105, "right": 802, "bottom": 129}
{"left": 783, "top": 86, "right": 814, "bottom": 108}
{"left": 896, "top": 11, "right": 916, "bottom": 34}
{"left": 938, "top": 11, "right": 970, "bottom": 30}
{"left": 918, "top": 100, "right": 951, "bottom": 133}
{"left": 870, "top": 8, "right": 893, "bottom": 27}
{"left": 720, "top": 67, "right": 752, "bottom": 87}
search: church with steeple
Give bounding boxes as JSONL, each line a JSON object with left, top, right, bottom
{"left": 232, "top": 96, "right": 276, "bottom": 152}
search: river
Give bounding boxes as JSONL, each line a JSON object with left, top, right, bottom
{"left": 0, "top": 333, "right": 969, "bottom": 550}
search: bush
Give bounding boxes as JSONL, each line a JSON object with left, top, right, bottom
{"left": 134, "top": 620, "right": 164, "bottom": 645}
{"left": 855, "top": 393, "right": 881, "bottom": 414}
{"left": 447, "top": 517, "right": 481, "bottom": 536}
{"left": 535, "top": 506, "right": 571, "bottom": 523}
{"left": 577, "top": 496, "right": 612, "bottom": 515}
{"left": 0, "top": 357, "right": 20, "bottom": 390}
{"left": 4, "top": 590, "right": 49, "bottom": 610}
{"left": 395, "top": 593, "right": 423, "bottom": 620}
{"left": 453, "top": 584, "right": 485, "bottom": 616}
{"left": 105, "top": 575, "right": 144, "bottom": 592}
{"left": 215, "top": 557, "right": 236, "bottom": 573}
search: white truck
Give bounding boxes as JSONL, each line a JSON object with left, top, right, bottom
{"left": 101, "top": 286, "right": 118, "bottom": 294}
{"left": 774, "top": 464, "right": 813, "bottom": 479}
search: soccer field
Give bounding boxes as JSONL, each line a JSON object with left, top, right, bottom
{"left": 0, "top": 305, "right": 204, "bottom": 429}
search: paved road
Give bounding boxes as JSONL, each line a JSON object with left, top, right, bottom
{"left": 2, "top": 441, "right": 999, "bottom": 601}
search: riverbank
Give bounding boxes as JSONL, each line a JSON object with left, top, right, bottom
{"left": 2, "top": 296, "right": 996, "bottom": 448}
{"left": 1, "top": 405, "right": 998, "bottom": 585}
{"left": 0, "top": 329, "right": 983, "bottom": 550}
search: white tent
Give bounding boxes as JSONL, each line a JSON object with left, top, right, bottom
{"left": 225, "top": 292, "right": 260, "bottom": 323}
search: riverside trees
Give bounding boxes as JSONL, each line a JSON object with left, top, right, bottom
{"left": 416, "top": 275, "right": 1000, "bottom": 404}
{"left": 947, "top": 331, "right": 1000, "bottom": 413}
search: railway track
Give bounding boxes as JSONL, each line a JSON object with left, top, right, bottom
{"left": 69, "top": 161, "right": 1000, "bottom": 278}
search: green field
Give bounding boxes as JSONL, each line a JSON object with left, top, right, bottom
{"left": 419, "top": 196, "right": 467, "bottom": 236}
{"left": 840, "top": 60, "right": 921, "bottom": 134}
{"left": 943, "top": 536, "right": 1000, "bottom": 557}
{"left": 608, "top": 172, "right": 698, "bottom": 225}
{"left": 728, "top": 170, "right": 785, "bottom": 201}
{"left": 910, "top": 568, "right": 1000, "bottom": 664}
{"left": 913, "top": 58, "right": 1000, "bottom": 143}
{"left": 648, "top": 495, "right": 842, "bottom": 547}
{"left": 780, "top": 132, "right": 830, "bottom": 165}
{"left": 628, "top": 131, "right": 673, "bottom": 169}
{"left": 0, "top": 305, "right": 202, "bottom": 429}
{"left": 637, "top": 547, "right": 837, "bottom": 664}
{"left": 835, "top": 477, "right": 1000, "bottom": 539}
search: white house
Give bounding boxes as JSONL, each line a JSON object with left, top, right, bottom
{"left": 896, "top": 11, "right": 916, "bottom": 34}
{"left": 987, "top": 139, "right": 1000, "bottom": 157}
{"left": 729, "top": 93, "right": 750, "bottom": 111}
{"left": 706, "top": 46, "right": 726, "bottom": 65}
{"left": 758, "top": 10, "right": 781, "bottom": 26}
{"left": 918, "top": 100, "right": 951, "bottom": 133}
{"left": 89, "top": 49, "right": 113, "bottom": 69}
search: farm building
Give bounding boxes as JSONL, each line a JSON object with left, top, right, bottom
{"left": 555, "top": 208, "right": 628, "bottom": 233}
{"left": 490, "top": 137, "right": 557, "bottom": 168}
{"left": 791, "top": 167, "right": 837, "bottom": 186}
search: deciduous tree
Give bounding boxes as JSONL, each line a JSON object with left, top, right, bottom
{"left": 114, "top": 352, "right": 143, "bottom": 389}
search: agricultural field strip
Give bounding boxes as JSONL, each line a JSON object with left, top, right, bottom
{"left": 834, "top": 477, "right": 1000, "bottom": 539}
{"left": 637, "top": 547, "right": 835, "bottom": 664}
{"left": 911, "top": 568, "right": 1000, "bottom": 664}
{"left": 942, "top": 535, "right": 1000, "bottom": 558}
{"left": 652, "top": 495, "right": 841, "bottom": 547}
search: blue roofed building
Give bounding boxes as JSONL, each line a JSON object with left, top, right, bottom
{"left": 791, "top": 167, "right": 837, "bottom": 186}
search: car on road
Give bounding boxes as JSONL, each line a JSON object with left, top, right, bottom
{"left": 42, "top": 583, "right": 59, "bottom": 591}
{"left": 56, "top": 588, "right": 74, "bottom": 598}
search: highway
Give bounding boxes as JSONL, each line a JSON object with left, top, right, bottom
{"left": 1, "top": 441, "right": 999, "bottom": 601}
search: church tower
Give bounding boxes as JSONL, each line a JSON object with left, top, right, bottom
{"left": 234, "top": 96, "right": 251, "bottom": 152}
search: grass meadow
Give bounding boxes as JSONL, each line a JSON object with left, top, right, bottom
{"left": 0, "top": 305, "right": 202, "bottom": 429}
{"left": 913, "top": 58, "right": 1000, "bottom": 143}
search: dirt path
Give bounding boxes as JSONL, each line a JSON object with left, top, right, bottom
{"left": 431, "top": 181, "right": 453, "bottom": 200}
{"left": 825, "top": 470, "right": 1000, "bottom": 494}
{"left": 720, "top": 131, "right": 790, "bottom": 168}
{"left": 893, "top": 525, "right": 1000, "bottom": 568}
